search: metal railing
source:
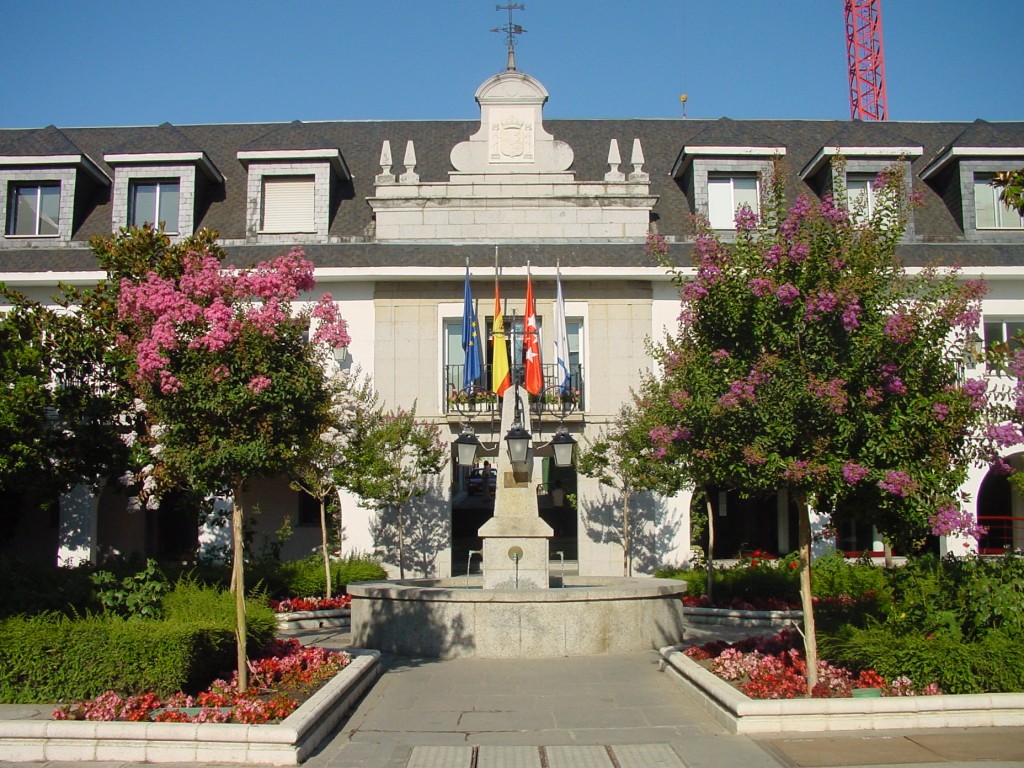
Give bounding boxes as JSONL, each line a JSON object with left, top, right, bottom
{"left": 444, "top": 363, "right": 584, "bottom": 415}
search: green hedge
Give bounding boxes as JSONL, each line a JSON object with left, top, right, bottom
{"left": 823, "top": 625, "right": 1024, "bottom": 694}
{"left": 0, "top": 584, "right": 277, "bottom": 704}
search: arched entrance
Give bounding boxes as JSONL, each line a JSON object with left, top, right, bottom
{"left": 977, "top": 453, "right": 1024, "bottom": 555}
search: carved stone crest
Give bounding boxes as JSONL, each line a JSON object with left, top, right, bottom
{"left": 489, "top": 112, "right": 534, "bottom": 163}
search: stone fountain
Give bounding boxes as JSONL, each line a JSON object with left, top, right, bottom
{"left": 348, "top": 385, "right": 687, "bottom": 658}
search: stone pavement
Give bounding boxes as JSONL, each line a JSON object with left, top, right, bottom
{"left": 2, "top": 624, "right": 1022, "bottom": 767}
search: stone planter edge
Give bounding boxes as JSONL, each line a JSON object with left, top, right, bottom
{"left": 0, "top": 649, "right": 380, "bottom": 765}
{"left": 659, "top": 644, "right": 1024, "bottom": 734}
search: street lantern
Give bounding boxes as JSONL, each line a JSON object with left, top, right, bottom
{"left": 505, "top": 424, "right": 532, "bottom": 466}
{"left": 551, "top": 426, "right": 576, "bottom": 468}
{"left": 454, "top": 427, "right": 481, "bottom": 467}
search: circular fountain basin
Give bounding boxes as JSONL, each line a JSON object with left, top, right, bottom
{"left": 347, "top": 576, "right": 687, "bottom": 658}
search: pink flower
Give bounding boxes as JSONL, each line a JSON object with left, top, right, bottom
{"left": 248, "top": 376, "right": 272, "bottom": 394}
{"left": 734, "top": 205, "right": 759, "bottom": 231}
{"left": 878, "top": 470, "right": 917, "bottom": 498}
{"left": 775, "top": 283, "right": 800, "bottom": 306}
{"left": 842, "top": 462, "right": 869, "bottom": 484}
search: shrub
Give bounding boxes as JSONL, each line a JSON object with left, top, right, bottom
{"left": 0, "top": 557, "right": 97, "bottom": 618}
{"left": 0, "top": 581, "right": 277, "bottom": 704}
{"left": 822, "top": 624, "right": 1024, "bottom": 694}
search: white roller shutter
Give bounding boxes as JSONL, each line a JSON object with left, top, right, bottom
{"left": 261, "top": 176, "right": 315, "bottom": 233}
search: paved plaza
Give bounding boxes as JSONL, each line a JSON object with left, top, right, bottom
{"left": 2, "top": 624, "right": 1022, "bottom": 767}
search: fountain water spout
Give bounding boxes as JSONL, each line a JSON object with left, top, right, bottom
{"left": 466, "top": 549, "right": 482, "bottom": 581}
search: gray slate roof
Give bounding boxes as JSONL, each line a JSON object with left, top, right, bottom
{"left": 0, "top": 117, "right": 1022, "bottom": 274}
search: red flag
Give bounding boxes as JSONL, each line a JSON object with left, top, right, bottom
{"left": 524, "top": 269, "right": 543, "bottom": 395}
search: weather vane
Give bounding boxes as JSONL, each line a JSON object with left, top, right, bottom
{"left": 491, "top": 3, "right": 525, "bottom": 71}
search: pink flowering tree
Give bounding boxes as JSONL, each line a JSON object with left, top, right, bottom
{"left": 639, "top": 159, "right": 994, "bottom": 691}
{"left": 115, "top": 232, "right": 349, "bottom": 690}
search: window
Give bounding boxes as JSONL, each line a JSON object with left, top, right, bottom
{"left": 261, "top": 176, "right": 315, "bottom": 233}
{"left": 6, "top": 182, "right": 59, "bottom": 236}
{"left": 707, "top": 174, "right": 758, "bottom": 229}
{"left": 129, "top": 180, "right": 180, "bottom": 232}
{"left": 984, "top": 319, "right": 1024, "bottom": 375}
{"left": 975, "top": 176, "right": 1024, "bottom": 230}
{"left": 846, "top": 173, "right": 877, "bottom": 223}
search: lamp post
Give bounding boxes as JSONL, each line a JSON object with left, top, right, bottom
{"left": 504, "top": 380, "right": 532, "bottom": 467}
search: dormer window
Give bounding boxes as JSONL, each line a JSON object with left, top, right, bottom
{"left": 129, "top": 180, "right": 180, "bottom": 233}
{"left": 105, "top": 149, "right": 222, "bottom": 238}
{"left": 670, "top": 126, "right": 785, "bottom": 233}
{"left": 237, "top": 130, "right": 351, "bottom": 243}
{"left": 260, "top": 175, "right": 315, "bottom": 233}
{"left": 707, "top": 174, "right": 759, "bottom": 229}
{"left": 6, "top": 182, "right": 60, "bottom": 236}
{"left": 974, "top": 175, "right": 1023, "bottom": 230}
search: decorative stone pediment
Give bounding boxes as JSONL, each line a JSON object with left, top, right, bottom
{"left": 369, "top": 69, "right": 656, "bottom": 242}
{"left": 451, "top": 71, "right": 573, "bottom": 173}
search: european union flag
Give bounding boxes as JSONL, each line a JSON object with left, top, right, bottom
{"left": 462, "top": 266, "right": 482, "bottom": 388}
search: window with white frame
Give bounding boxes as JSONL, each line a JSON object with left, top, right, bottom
{"left": 260, "top": 175, "right": 315, "bottom": 233}
{"left": 6, "top": 182, "right": 60, "bottom": 236}
{"left": 707, "top": 174, "right": 758, "bottom": 229}
{"left": 129, "top": 180, "right": 180, "bottom": 232}
{"left": 975, "top": 175, "right": 1024, "bottom": 230}
{"left": 983, "top": 318, "right": 1024, "bottom": 375}
{"left": 846, "top": 173, "right": 877, "bottom": 223}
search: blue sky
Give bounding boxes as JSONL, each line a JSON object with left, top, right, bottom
{"left": 5, "top": 0, "right": 1022, "bottom": 128}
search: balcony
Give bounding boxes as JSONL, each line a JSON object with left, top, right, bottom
{"left": 444, "top": 363, "right": 585, "bottom": 417}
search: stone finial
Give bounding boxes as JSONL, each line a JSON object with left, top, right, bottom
{"left": 628, "top": 139, "right": 649, "bottom": 183}
{"left": 604, "top": 139, "right": 625, "bottom": 182}
{"left": 400, "top": 140, "right": 419, "bottom": 184}
{"left": 375, "top": 140, "right": 396, "bottom": 185}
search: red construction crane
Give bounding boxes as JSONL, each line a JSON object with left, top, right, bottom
{"left": 844, "top": 0, "right": 888, "bottom": 120}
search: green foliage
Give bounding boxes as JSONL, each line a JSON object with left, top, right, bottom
{"left": 824, "top": 625, "right": 1024, "bottom": 695}
{"left": 810, "top": 551, "right": 891, "bottom": 602}
{"left": 992, "top": 168, "right": 1024, "bottom": 214}
{"left": 339, "top": 404, "right": 447, "bottom": 578}
{"left": 0, "top": 557, "right": 98, "bottom": 618}
{"left": 0, "top": 579, "right": 276, "bottom": 704}
{"left": 90, "top": 558, "right": 169, "bottom": 619}
{"left": 639, "top": 158, "right": 989, "bottom": 548}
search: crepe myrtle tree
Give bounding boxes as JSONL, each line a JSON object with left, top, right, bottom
{"left": 340, "top": 405, "right": 447, "bottom": 579}
{"left": 639, "top": 159, "right": 995, "bottom": 692}
{"left": 116, "top": 235, "right": 349, "bottom": 690}
{"left": 289, "top": 368, "right": 378, "bottom": 598}
{"left": 0, "top": 226, "right": 193, "bottom": 529}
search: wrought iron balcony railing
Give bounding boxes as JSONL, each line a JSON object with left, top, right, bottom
{"left": 444, "top": 363, "right": 584, "bottom": 416}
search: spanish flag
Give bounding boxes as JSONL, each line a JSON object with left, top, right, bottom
{"left": 491, "top": 278, "right": 511, "bottom": 396}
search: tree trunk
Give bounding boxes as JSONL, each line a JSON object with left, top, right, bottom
{"left": 231, "top": 483, "right": 248, "bottom": 692}
{"left": 883, "top": 539, "right": 893, "bottom": 569}
{"left": 337, "top": 489, "right": 345, "bottom": 558}
{"left": 320, "top": 496, "right": 332, "bottom": 599}
{"left": 796, "top": 491, "right": 818, "bottom": 693}
{"left": 705, "top": 487, "right": 715, "bottom": 602}
{"left": 622, "top": 488, "right": 632, "bottom": 577}
{"left": 397, "top": 503, "right": 406, "bottom": 579}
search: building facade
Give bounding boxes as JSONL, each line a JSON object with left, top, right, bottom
{"left": 1, "top": 66, "right": 1023, "bottom": 573}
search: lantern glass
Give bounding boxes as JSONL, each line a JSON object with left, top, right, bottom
{"left": 455, "top": 431, "right": 480, "bottom": 466}
{"left": 505, "top": 426, "right": 532, "bottom": 465}
{"left": 551, "top": 431, "right": 576, "bottom": 467}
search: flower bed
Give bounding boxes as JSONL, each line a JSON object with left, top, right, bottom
{"left": 0, "top": 649, "right": 381, "bottom": 764}
{"left": 269, "top": 595, "right": 351, "bottom": 613}
{"left": 684, "top": 630, "right": 940, "bottom": 699}
{"left": 54, "top": 639, "right": 349, "bottom": 725}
